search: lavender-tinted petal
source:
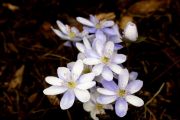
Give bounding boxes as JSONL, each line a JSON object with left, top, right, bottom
{"left": 111, "top": 54, "right": 127, "bottom": 64}
{"left": 90, "top": 15, "right": 99, "bottom": 24}
{"left": 125, "top": 95, "right": 144, "bottom": 107}
{"left": 101, "top": 80, "right": 118, "bottom": 91}
{"left": 74, "top": 89, "right": 90, "bottom": 102}
{"left": 129, "top": 71, "right": 138, "bottom": 81}
{"left": 102, "top": 67, "right": 113, "bottom": 81}
{"left": 97, "top": 95, "right": 117, "bottom": 104}
{"left": 57, "top": 67, "right": 70, "bottom": 81}
{"left": 76, "top": 17, "right": 94, "bottom": 27}
{"left": 118, "top": 68, "right": 129, "bottom": 89}
{"left": 92, "top": 64, "right": 104, "bottom": 76}
{"left": 101, "top": 21, "right": 114, "bottom": 28}
{"left": 126, "top": 80, "right": 143, "bottom": 94}
{"left": 72, "top": 60, "right": 84, "bottom": 81}
{"left": 83, "top": 26, "right": 96, "bottom": 33}
{"left": 56, "top": 20, "right": 68, "bottom": 35}
{"left": 60, "top": 90, "right": 75, "bottom": 110}
{"left": 115, "top": 98, "right": 128, "bottom": 117}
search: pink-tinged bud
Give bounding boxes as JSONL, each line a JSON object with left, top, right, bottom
{"left": 123, "top": 22, "right": 138, "bottom": 41}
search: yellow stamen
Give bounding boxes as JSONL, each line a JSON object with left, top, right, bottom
{"left": 95, "top": 104, "right": 103, "bottom": 110}
{"left": 95, "top": 23, "right": 101, "bottom": 29}
{"left": 67, "top": 81, "right": 76, "bottom": 89}
{"left": 101, "top": 56, "right": 109, "bottom": 64}
{"left": 118, "top": 89, "right": 126, "bottom": 97}
{"left": 82, "top": 68, "right": 91, "bottom": 74}
{"left": 69, "top": 32, "right": 75, "bottom": 38}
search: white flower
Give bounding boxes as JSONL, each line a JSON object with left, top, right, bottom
{"left": 43, "top": 60, "right": 96, "bottom": 110}
{"left": 83, "top": 92, "right": 113, "bottom": 120}
{"left": 52, "top": 20, "right": 82, "bottom": 41}
{"left": 123, "top": 22, "right": 138, "bottom": 41}
{"left": 83, "top": 40, "right": 126, "bottom": 81}
{"left": 97, "top": 68, "right": 144, "bottom": 117}
{"left": 76, "top": 15, "right": 114, "bottom": 35}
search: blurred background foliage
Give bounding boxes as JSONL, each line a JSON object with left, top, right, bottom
{"left": 0, "top": 0, "right": 179, "bottom": 120}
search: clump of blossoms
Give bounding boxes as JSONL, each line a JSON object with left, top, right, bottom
{"left": 43, "top": 15, "right": 143, "bottom": 119}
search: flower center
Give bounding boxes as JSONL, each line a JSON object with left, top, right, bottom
{"left": 82, "top": 67, "right": 91, "bottom": 74}
{"left": 69, "top": 32, "right": 75, "bottom": 38}
{"left": 101, "top": 56, "right": 109, "bottom": 64}
{"left": 118, "top": 89, "right": 126, "bottom": 97}
{"left": 95, "top": 23, "right": 101, "bottom": 29}
{"left": 95, "top": 103, "right": 103, "bottom": 110}
{"left": 67, "top": 81, "right": 76, "bottom": 89}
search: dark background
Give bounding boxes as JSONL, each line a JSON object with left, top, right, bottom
{"left": 0, "top": 0, "right": 179, "bottom": 120}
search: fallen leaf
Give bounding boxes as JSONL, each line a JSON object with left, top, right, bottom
{"left": 47, "top": 95, "right": 59, "bottom": 106}
{"left": 8, "top": 65, "right": 25, "bottom": 89}
{"left": 128, "top": 0, "right": 170, "bottom": 16}
{"left": 3, "top": 3, "right": 19, "bottom": 11}
{"left": 118, "top": 15, "right": 133, "bottom": 29}
{"left": 28, "top": 93, "right": 38, "bottom": 103}
{"left": 96, "top": 12, "right": 116, "bottom": 20}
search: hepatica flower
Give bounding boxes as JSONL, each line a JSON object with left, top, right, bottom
{"left": 52, "top": 20, "right": 82, "bottom": 41}
{"left": 83, "top": 92, "right": 113, "bottom": 120}
{"left": 43, "top": 60, "right": 96, "bottom": 110}
{"left": 97, "top": 68, "right": 144, "bottom": 117}
{"left": 83, "top": 40, "right": 126, "bottom": 81}
{"left": 76, "top": 15, "right": 114, "bottom": 35}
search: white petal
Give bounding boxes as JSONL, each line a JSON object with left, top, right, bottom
{"left": 52, "top": 28, "right": 70, "bottom": 40}
{"left": 77, "top": 53, "right": 86, "bottom": 60}
{"left": 71, "top": 27, "right": 80, "bottom": 34}
{"left": 90, "top": 111, "right": 99, "bottom": 120}
{"left": 60, "top": 90, "right": 75, "bottom": 110}
{"left": 126, "top": 80, "right": 143, "bottom": 94}
{"left": 83, "top": 58, "right": 101, "bottom": 65}
{"left": 101, "top": 80, "right": 118, "bottom": 91}
{"left": 83, "top": 101, "right": 95, "bottom": 112}
{"left": 102, "top": 67, "right": 113, "bottom": 81}
{"left": 97, "top": 95, "right": 117, "bottom": 104}
{"left": 43, "top": 86, "right": 67, "bottom": 95}
{"left": 76, "top": 17, "right": 94, "bottom": 27}
{"left": 74, "top": 89, "right": 90, "bottom": 102}
{"left": 108, "top": 63, "right": 123, "bottom": 74}
{"left": 101, "top": 21, "right": 114, "bottom": 28}
{"left": 45, "top": 76, "right": 63, "bottom": 86}
{"left": 97, "top": 88, "right": 116, "bottom": 95}
{"left": 77, "top": 81, "right": 96, "bottom": 90}
{"left": 115, "top": 99, "right": 128, "bottom": 117}
{"left": 85, "top": 49, "right": 100, "bottom": 58}
{"left": 72, "top": 60, "right": 84, "bottom": 81}
{"left": 78, "top": 73, "right": 95, "bottom": 83}
{"left": 125, "top": 95, "right": 144, "bottom": 107}
{"left": 124, "top": 22, "right": 138, "bottom": 41}
{"left": 90, "top": 15, "right": 99, "bottom": 24}
{"left": 103, "top": 41, "right": 114, "bottom": 57}
{"left": 129, "top": 71, "right": 138, "bottom": 81}
{"left": 57, "top": 67, "right": 70, "bottom": 81}
{"left": 83, "top": 37, "right": 92, "bottom": 49}
{"left": 76, "top": 42, "right": 85, "bottom": 53}
{"left": 92, "top": 64, "right": 104, "bottom": 76}
{"left": 67, "top": 62, "right": 75, "bottom": 70}
{"left": 118, "top": 68, "right": 129, "bottom": 89}
{"left": 111, "top": 54, "right": 127, "bottom": 64}
{"left": 56, "top": 20, "right": 68, "bottom": 35}
{"left": 95, "top": 31, "right": 106, "bottom": 56}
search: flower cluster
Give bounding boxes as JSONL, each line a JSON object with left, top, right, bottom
{"left": 43, "top": 15, "right": 143, "bottom": 119}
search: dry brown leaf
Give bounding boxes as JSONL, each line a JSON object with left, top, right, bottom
{"left": 7, "top": 43, "right": 18, "bottom": 53}
{"left": 8, "top": 65, "right": 25, "bottom": 89}
{"left": 119, "top": 15, "right": 133, "bottom": 29}
{"left": 3, "top": 3, "right": 19, "bottom": 11}
{"left": 47, "top": 95, "right": 59, "bottom": 106}
{"left": 96, "top": 12, "right": 116, "bottom": 21}
{"left": 28, "top": 93, "right": 38, "bottom": 103}
{"left": 128, "top": 0, "right": 170, "bottom": 16}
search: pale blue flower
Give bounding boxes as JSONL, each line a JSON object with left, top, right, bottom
{"left": 76, "top": 15, "right": 114, "bottom": 35}
{"left": 52, "top": 20, "right": 82, "bottom": 41}
{"left": 43, "top": 60, "right": 96, "bottom": 110}
{"left": 83, "top": 40, "right": 126, "bottom": 81}
{"left": 97, "top": 68, "right": 144, "bottom": 117}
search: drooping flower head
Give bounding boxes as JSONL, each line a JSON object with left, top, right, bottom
{"left": 83, "top": 91, "right": 113, "bottom": 120}
{"left": 97, "top": 68, "right": 144, "bottom": 117}
{"left": 43, "top": 60, "right": 96, "bottom": 110}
